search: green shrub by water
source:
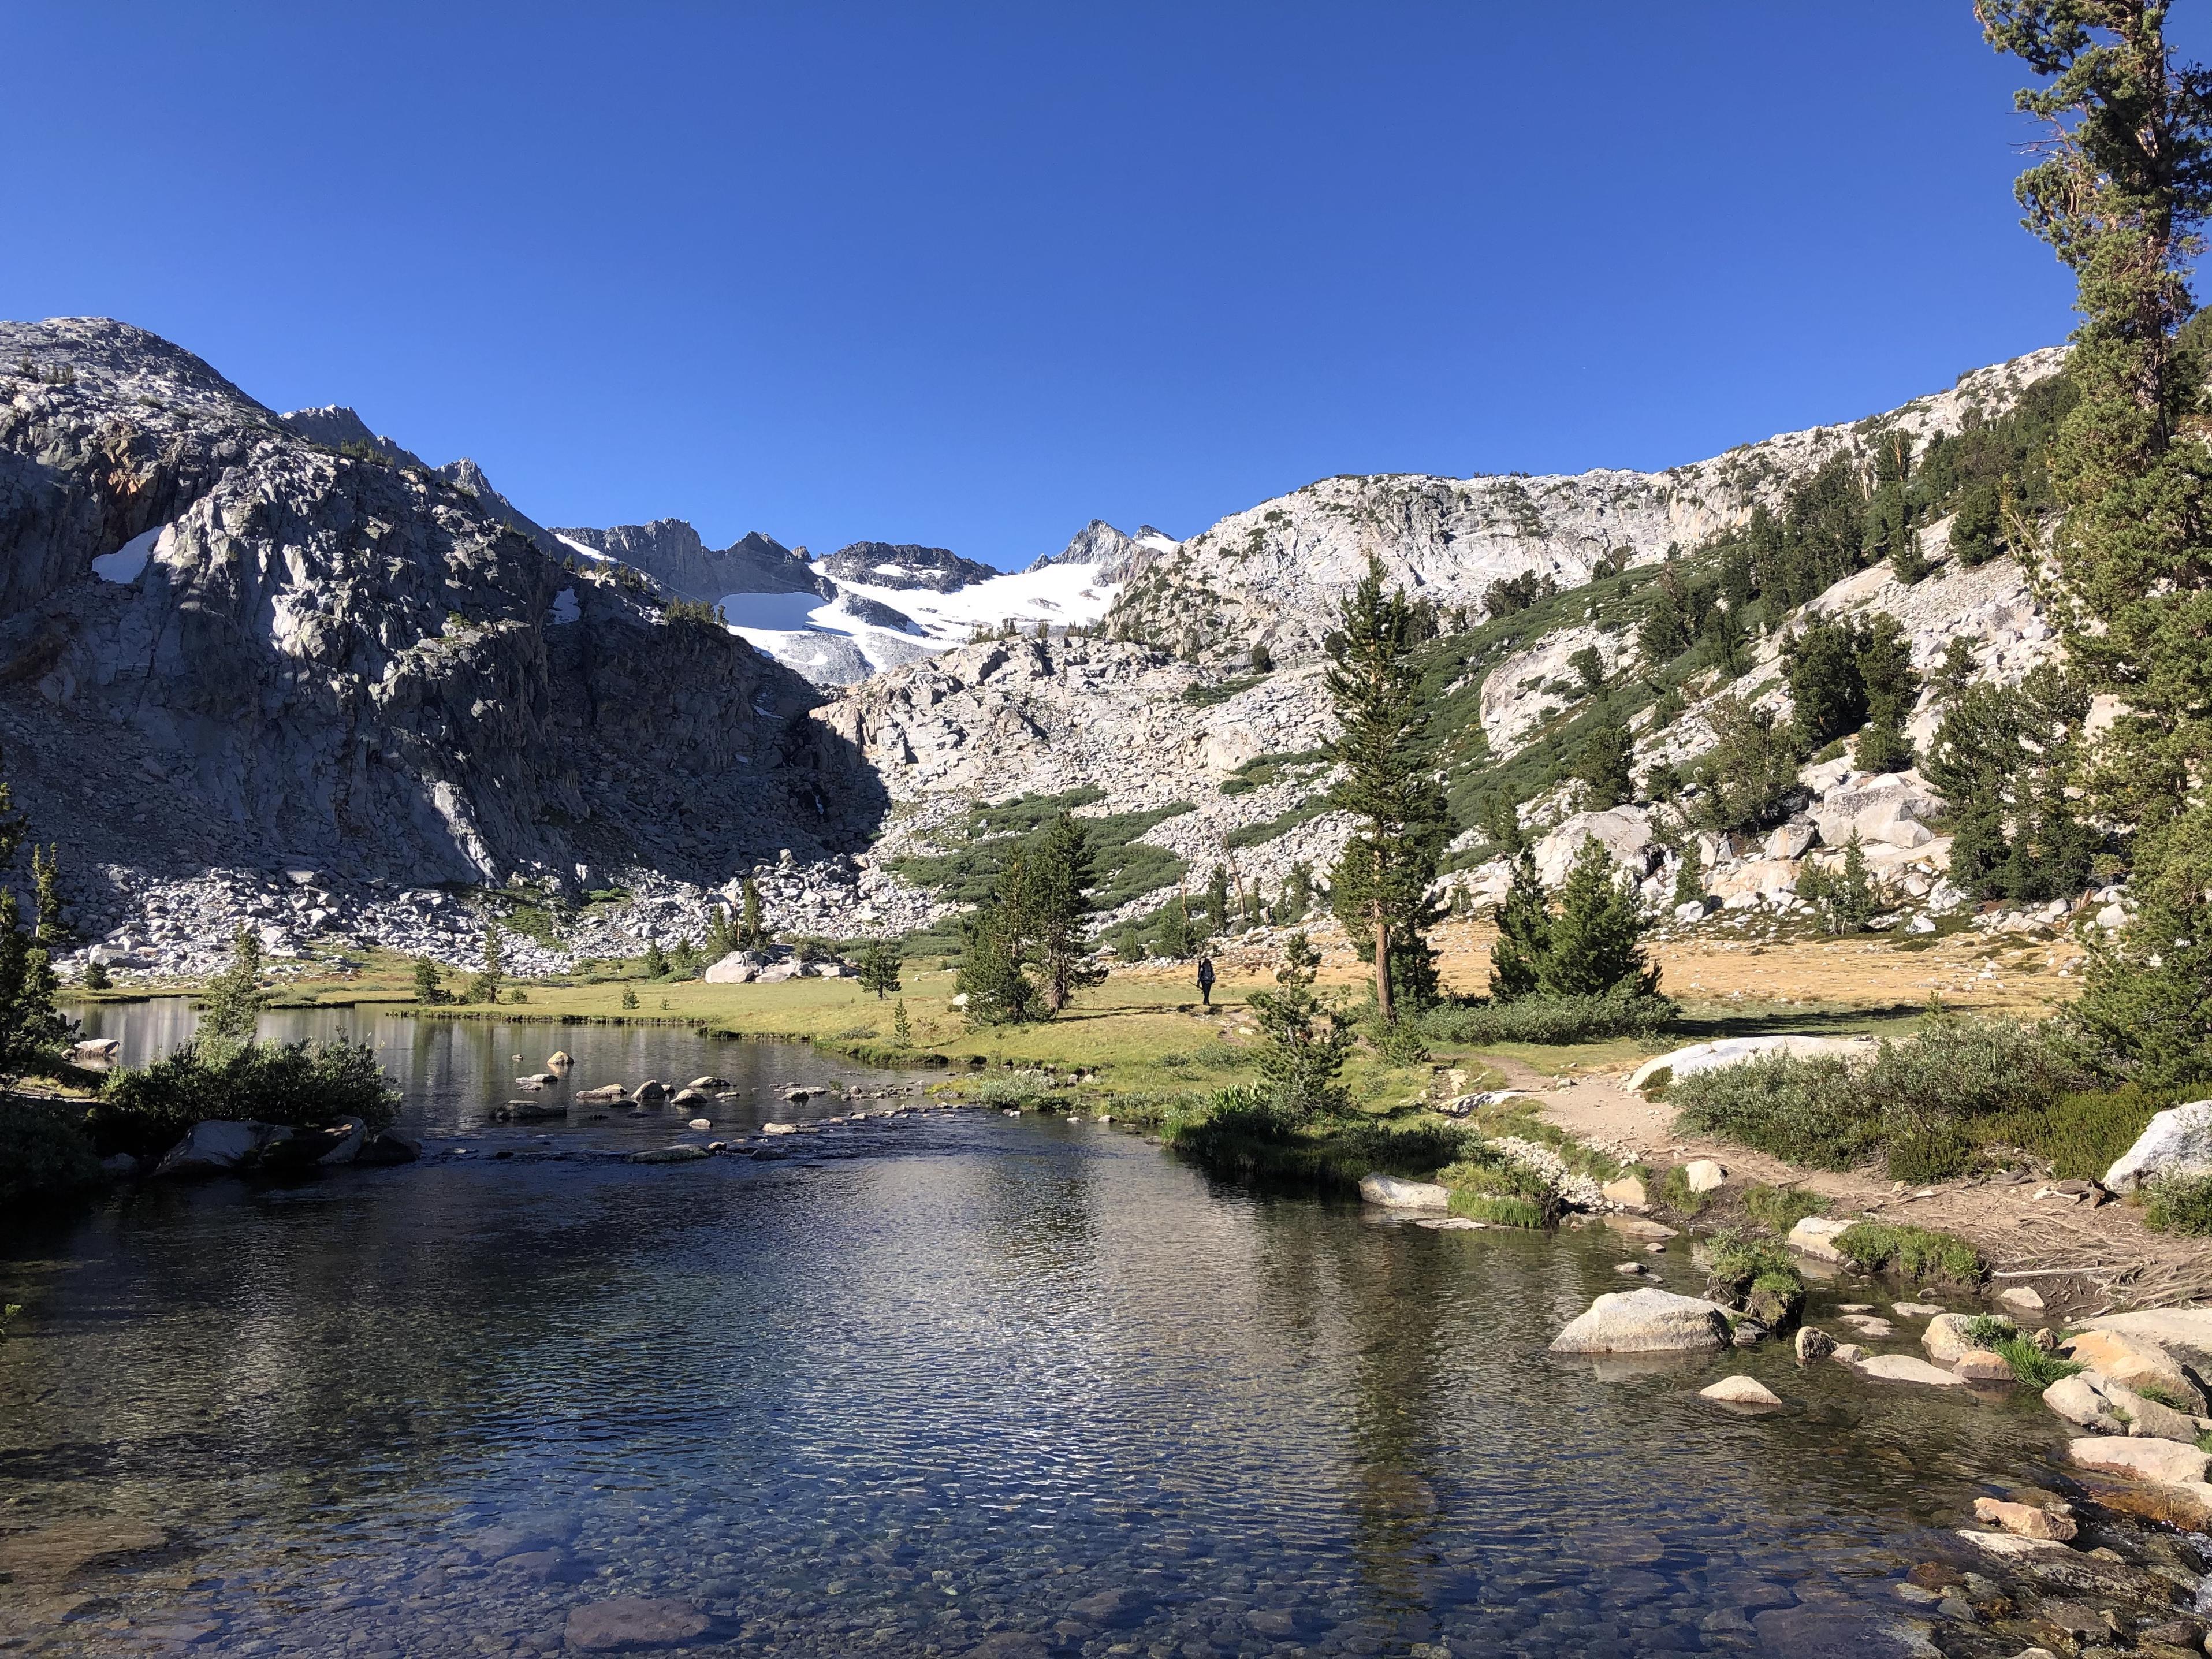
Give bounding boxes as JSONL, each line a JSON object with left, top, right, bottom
{"left": 2146, "top": 1173, "right": 2212, "bottom": 1236}
{"left": 1833, "top": 1220, "right": 1986, "bottom": 1285}
{"left": 1420, "top": 992, "right": 1677, "bottom": 1047}
{"left": 970, "top": 1071, "right": 1059, "bottom": 1112}
{"left": 89, "top": 1038, "right": 401, "bottom": 1159}
{"left": 1660, "top": 1163, "right": 1712, "bottom": 1216}
{"left": 0, "top": 1100, "right": 102, "bottom": 1211}
{"left": 1741, "top": 1182, "right": 1827, "bottom": 1233}
{"left": 1671, "top": 1013, "right": 2090, "bottom": 1178}
{"left": 1438, "top": 1146, "right": 1561, "bottom": 1227}
{"left": 1161, "top": 1093, "right": 1477, "bottom": 1192}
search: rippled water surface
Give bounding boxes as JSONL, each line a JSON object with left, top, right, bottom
{"left": 1, "top": 1006, "right": 2076, "bottom": 1656}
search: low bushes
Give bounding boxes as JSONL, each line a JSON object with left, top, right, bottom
{"left": 969, "top": 1070, "right": 1060, "bottom": 1113}
{"left": 1420, "top": 992, "right": 1677, "bottom": 1047}
{"left": 1741, "top": 1182, "right": 1827, "bottom": 1233}
{"left": 1160, "top": 1093, "right": 1477, "bottom": 1192}
{"left": 1660, "top": 1163, "right": 1712, "bottom": 1217}
{"left": 2144, "top": 1173, "right": 2212, "bottom": 1237}
{"left": 1964, "top": 1314, "right": 2083, "bottom": 1387}
{"left": 89, "top": 1038, "right": 400, "bottom": 1160}
{"left": 1832, "top": 1220, "right": 1986, "bottom": 1286}
{"left": 1672, "top": 1013, "right": 2090, "bottom": 1178}
{"left": 1438, "top": 1146, "right": 1560, "bottom": 1228}
{"left": 0, "top": 1100, "right": 102, "bottom": 1212}
{"left": 1701, "top": 1226, "right": 1804, "bottom": 1329}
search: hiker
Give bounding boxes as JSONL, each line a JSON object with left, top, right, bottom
{"left": 1196, "top": 954, "right": 1215, "bottom": 1007}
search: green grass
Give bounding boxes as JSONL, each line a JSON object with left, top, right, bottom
{"left": 1660, "top": 1164, "right": 1712, "bottom": 1217}
{"left": 1833, "top": 1220, "right": 1986, "bottom": 1286}
{"left": 1181, "top": 674, "right": 1269, "bottom": 708}
{"left": 1741, "top": 1182, "right": 1827, "bottom": 1233}
{"left": 1438, "top": 1146, "right": 1562, "bottom": 1227}
{"left": 1994, "top": 1336, "right": 2082, "bottom": 1389}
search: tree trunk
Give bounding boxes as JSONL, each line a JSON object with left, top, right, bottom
{"left": 1374, "top": 910, "right": 1394, "bottom": 1026}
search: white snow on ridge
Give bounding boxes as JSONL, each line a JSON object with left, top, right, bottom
{"left": 556, "top": 533, "right": 613, "bottom": 563}
{"left": 830, "top": 560, "right": 1122, "bottom": 644}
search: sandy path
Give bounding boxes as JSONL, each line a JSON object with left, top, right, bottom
{"left": 1485, "top": 1054, "right": 2212, "bottom": 1315}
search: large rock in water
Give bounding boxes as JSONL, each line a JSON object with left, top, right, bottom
{"left": 1550, "top": 1288, "right": 1731, "bottom": 1355}
{"left": 2104, "top": 1100, "right": 2212, "bottom": 1193}
{"left": 152, "top": 1119, "right": 292, "bottom": 1177}
{"left": 1357, "top": 1173, "right": 1451, "bottom": 1211}
{"left": 2067, "top": 1435, "right": 2212, "bottom": 1486}
{"left": 2064, "top": 1329, "right": 2207, "bottom": 1412}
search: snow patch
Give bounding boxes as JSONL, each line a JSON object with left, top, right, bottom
{"left": 549, "top": 586, "right": 580, "bottom": 625}
{"left": 92, "top": 524, "right": 166, "bottom": 585}
{"left": 556, "top": 534, "right": 613, "bottom": 562}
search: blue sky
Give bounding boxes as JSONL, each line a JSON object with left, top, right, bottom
{"left": 5, "top": 3, "right": 2199, "bottom": 570}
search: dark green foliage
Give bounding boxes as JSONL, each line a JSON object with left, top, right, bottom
{"left": 956, "top": 846, "right": 1041, "bottom": 1025}
{"left": 1205, "top": 864, "right": 1231, "bottom": 936}
{"left": 2058, "top": 891, "right": 2212, "bottom": 1089}
{"left": 81, "top": 959, "right": 110, "bottom": 992}
{"left": 706, "top": 904, "right": 736, "bottom": 959}
{"left": 1248, "top": 641, "right": 1274, "bottom": 674}
{"left": 740, "top": 877, "right": 769, "bottom": 948}
{"left": 662, "top": 597, "right": 729, "bottom": 627}
{"left": 2146, "top": 1173, "right": 2212, "bottom": 1236}
{"left": 1741, "top": 1182, "right": 1827, "bottom": 1233}
{"left": 1483, "top": 570, "right": 1558, "bottom": 619}
{"left": 1327, "top": 558, "right": 1450, "bottom": 1020}
{"left": 1783, "top": 614, "right": 1915, "bottom": 752}
{"left": 891, "top": 999, "right": 913, "bottom": 1047}
{"left": 1538, "top": 838, "right": 1660, "bottom": 999}
{"left": 1439, "top": 1146, "right": 1559, "bottom": 1228}
{"left": 668, "top": 936, "right": 702, "bottom": 979}
{"left": 1420, "top": 992, "right": 1675, "bottom": 1046}
{"left": 1029, "top": 813, "right": 1107, "bottom": 1013}
{"left": 1891, "top": 527, "right": 1932, "bottom": 586}
{"left": 412, "top": 955, "right": 449, "bottom": 1005}
{"left": 1923, "top": 667, "right": 2096, "bottom": 901}
{"left": 1222, "top": 800, "right": 1334, "bottom": 852}
{"left": 640, "top": 939, "right": 669, "bottom": 979}
{"left": 1702, "top": 1227, "right": 1805, "bottom": 1327}
{"left": 1275, "top": 861, "right": 1313, "bottom": 925}
{"left": 1487, "top": 849, "right": 1548, "bottom": 999}
{"left": 91, "top": 1037, "right": 400, "bottom": 1159}
{"left": 858, "top": 942, "right": 903, "bottom": 1000}
{"left": 1832, "top": 1220, "right": 1985, "bottom": 1285}
{"left": 1691, "top": 695, "right": 1803, "bottom": 834}
{"left": 198, "top": 927, "right": 267, "bottom": 1044}
{"left": 893, "top": 788, "right": 1191, "bottom": 917}
{"left": 466, "top": 916, "right": 506, "bottom": 1004}
{"left": 0, "top": 1100, "right": 101, "bottom": 1212}
{"left": 1574, "top": 702, "right": 1634, "bottom": 808}
{"left": 1568, "top": 645, "right": 1605, "bottom": 695}
{"left": 1949, "top": 478, "right": 2005, "bottom": 566}
{"left": 1245, "top": 932, "right": 1353, "bottom": 1124}
{"left": 1151, "top": 894, "right": 1197, "bottom": 960}
{"left": 1798, "top": 837, "right": 1879, "bottom": 935}
{"left": 1994, "top": 1335, "right": 2084, "bottom": 1389}
{"left": 1181, "top": 675, "right": 1268, "bottom": 708}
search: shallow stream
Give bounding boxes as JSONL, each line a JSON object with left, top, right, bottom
{"left": 0, "top": 1002, "right": 2098, "bottom": 1656}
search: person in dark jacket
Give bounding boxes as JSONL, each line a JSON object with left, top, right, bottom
{"left": 1196, "top": 955, "right": 1215, "bottom": 1007}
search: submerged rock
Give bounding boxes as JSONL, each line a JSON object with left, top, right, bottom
{"left": 1795, "top": 1327, "right": 1835, "bottom": 1362}
{"left": 1550, "top": 1288, "right": 1730, "bottom": 1355}
{"left": 628, "top": 1145, "right": 710, "bottom": 1165}
{"left": 1850, "top": 1353, "right": 1968, "bottom": 1388}
{"left": 1952, "top": 1350, "right": 2014, "bottom": 1385}
{"left": 152, "top": 1119, "right": 291, "bottom": 1177}
{"left": 564, "top": 1597, "right": 712, "bottom": 1653}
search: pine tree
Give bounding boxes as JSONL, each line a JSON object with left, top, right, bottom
{"left": 1891, "top": 526, "right": 1932, "bottom": 585}
{"left": 1488, "top": 849, "right": 1550, "bottom": 1000}
{"left": 1672, "top": 838, "right": 1707, "bottom": 909}
{"left": 1152, "top": 891, "right": 1194, "bottom": 960}
{"left": 641, "top": 938, "right": 668, "bottom": 979}
{"left": 1537, "top": 838, "right": 1661, "bottom": 999}
{"left": 1853, "top": 614, "right": 1919, "bottom": 773}
{"left": 956, "top": 847, "right": 1040, "bottom": 1024}
{"left": 707, "top": 904, "right": 736, "bottom": 959}
{"left": 1815, "top": 838, "right": 1878, "bottom": 935}
{"left": 1325, "top": 557, "right": 1450, "bottom": 1021}
{"left": 858, "top": 941, "right": 902, "bottom": 1000}
{"left": 1025, "top": 814, "right": 1105, "bottom": 1013}
{"left": 1245, "top": 932, "right": 1354, "bottom": 1124}
{"left": 892, "top": 998, "right": 913, "bottom": 1047}
{"left": 1574, "top": 702, "right": 1634, "bottom": 808}
{"left": 669, "top": 936, "right": 702, "bottom": 979}
{"left": 199, "top": 925, "right": 266, "bottom": 1046}
{"left": 1986, "top": 5, "right": 2212, "bottom": 1083}
{"left": 1202, "top": 864, "right": 1230, "bottom": 938}
{"left": 412, "top": 955, "right": 449, "bottom": 1005}
{"left": 467, "top": 916, "right": 507, "bottom": 1003}
{"left": 1277, "top": 861, "right": 1313, "bottom": 924}
{"left": 81, "top": 958, "right": 110, "bottom": 992}
{"left": 740, "top": 877, "right": 768, "bottom": 949}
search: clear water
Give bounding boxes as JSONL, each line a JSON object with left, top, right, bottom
{"left": 1, "top": 1005, "right": 2076, "bottom": 1657}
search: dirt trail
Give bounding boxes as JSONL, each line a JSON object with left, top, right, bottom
{"left": 1488, "top": 1056, "right": 2212, "bottom": 1314}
